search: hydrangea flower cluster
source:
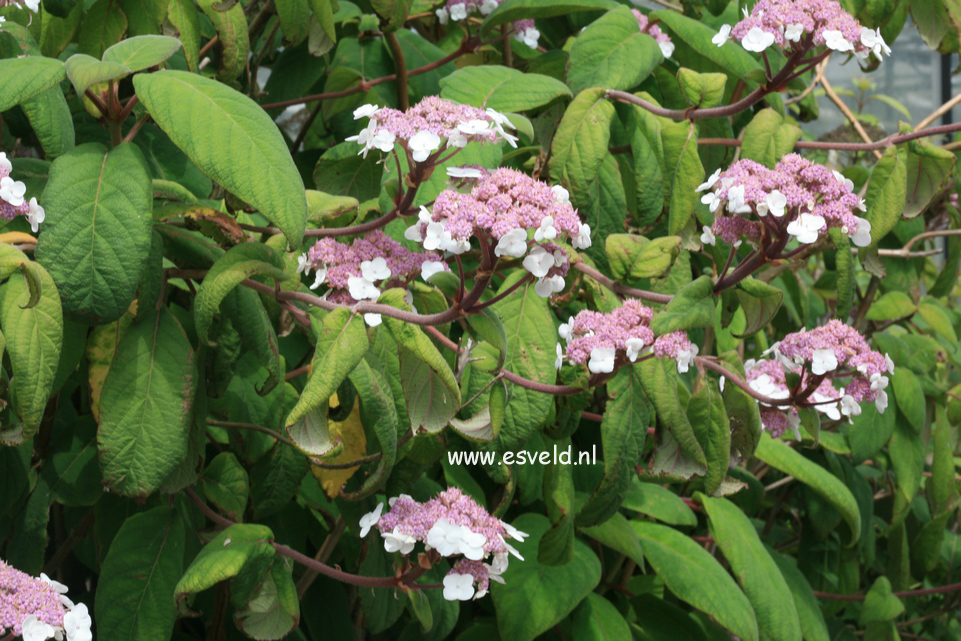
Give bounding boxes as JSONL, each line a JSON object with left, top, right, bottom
{"left": 744, "top": 320, "right": 893, "bottom": 437}
{"left": 435, "top": 0, "right": 540, "bottom": 49}
{"left": 347, "top": 97, "right": 518, "bottom": 161}
{"left": 558, "top": 300, "right": 698, "bottom": 374}
{"left": 0, "top": 559, "right": 92, "bottom": 641}
{"left": 301, "top": 230, "right": 447, "bottom": 325}
{"left": 697, "top": 154, "right": 872, "bottom": 250}
{"left": 632, "top": 10, "right": 674, "bottom": 58}
{"left": 357, "top": 488, "right": 528, "bottom": 601}
{"left": 406, "top": 167, "right": 591, "bottom": 297}
{"left": 712, "top": 0, "right": 891, "bottom": 59}
{"left": 0, "top": 153, "right": 44, "bottom": 233}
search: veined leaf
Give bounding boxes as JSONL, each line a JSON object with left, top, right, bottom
{"left": 481, "top": 0, "right": 618, "bottom": 35}
{"left": 567, "top": 6, "right": 662, "bottom": 94}
{"left": 102, "top": 35, "right": 183, "bottom": 71}
{"left": 0, "top": 56, "right": 66, "bottom": 112}
{"left": 439, "top": 65, "right": 572, "bottom": 112}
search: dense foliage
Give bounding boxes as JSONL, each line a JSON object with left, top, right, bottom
{"left": 1, "top": 0, "right": 961, "bottom": 639}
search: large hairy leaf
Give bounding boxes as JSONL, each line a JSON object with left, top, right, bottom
{"left": 0, "top": 57, "right": 66, "bottom": 112}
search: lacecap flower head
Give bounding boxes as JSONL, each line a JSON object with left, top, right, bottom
{"left": 0, "top": 559, "right": 92, "bottom": 641}
{"left": 745, "top": 320, "right": 893, "bottom": 437}
{"left": 632, "top": 10, "right": 674, "bottom": 58}
{"left": 358, "top": 487, "right": 528, "bottom": 601}
{"left": 347, "top": 96, "right": 518, "bottom": 161}
{"left": 698, "top": 154, "right": 872, "bottom": 249}
{"left": 712, "top": 0, "right": 890, "bottom": 59}
{"left": 0, "top": 152, "right": 44, "bottom": 233}
{"left": 406, "top": 168, "right": 591, "bottom": 297}
{"left": 435, "top": 0, "right": 540, "bottom": 48}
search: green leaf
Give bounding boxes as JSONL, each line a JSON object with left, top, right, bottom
{"left": 491, "top": 513, "right": 602, "bottom": 641}
{"left": 285, "top": 307, "right": 369, "bottom": 428}
{"left": 919, "top": 300, "right": 957, "bottom": 345}
{"left": 903, "top": 138, "right": 956, "bottom": 218}
{"left": 623, "top": 479, "right": 698, "bottom": 526}
{"left": 221, "top": 288, "right": 284, "bottom": 394}
{"left": 480, "top": 0, "right": 619, "bottom": 35}
{"left": 196, "top": 0, "right": 250, "bottom": 80}
{"left": 35, "top": 142, "right": 153, "bottom": 324}
{"left": 627, "top": 102, "right": 665, "bottom": 226}
{"left": 312, "top": 145, "right": 382, "bottom": 202}
{"left": 539, "top": 454, "right": 575, "bottom": 565}
{"left": 64, "top": 54, "right": 130, "bottom": 105}
{"left": 754, "top": 433, "right": 861, "bottom": 546}
{"left": 202, "top": 452, "right": 250, "bottom": 521}
{"left": 167, "top": 0, "right": 201, "bottom": 71}
{"left": 194, "top": 243, "right": 288, "bottom": 346}
{"left": 344, "top": 358, "right": 399, "bottom": 498}
{"left": 95, "top": 507, "right": 186, "bottom": 641}
{"left": 734, "top": 278, "right": 783, "bottom": 337}
{"left": 652, "top": 11, "right": 763, "bottom": 83}
{"left": 578, "top": 512, "right": 644, "bottom": 566}
{"left": 739, "top": 109, "right": 802, "bottom": 169}
{"left": 859, "top": 577, "right": 904, "bottom": 625}
{"left": 389, "top": 30, "right": 456, "bottom": 101}
{"left": 439, "top": 65, "right": 572, "bottom": 112}
{"left": 549, "top": 88, "right": 615, "bottom": 195}
{"left": 865, "top": 291, "right": 916, "bottom": 321}
{"left": 571, "top": 593, "right": 632, "bottom": 641}
{"left": 650, "top": 275, "right": 715, "bottom": 335}
{"left": 234, "top": 558, "right": 300, "bottom": 640}
{"left": 768, "top": 550, "right": 830, "bottom": 641}
{"left": 371, "top": 0, "right": 412, "bottom": 31}
{"left": 574, "top": 153, "right": 627, "bottom": 272}
{"left": 891, "top": 368, "right": 924, "bottom": 432}
{"left": 250, "top": 443, "right": 307, "bottom": 518}
{"left": 98, "top": 309, "right": 197, "bottom": 497}
{"left": 633, "top": 520, "right": 758, "bottom": 641}
{"left": 78, "top": 0, "right": 128, "bottom": 58}
{"left": 0, "top": 265, "right": 63, "bottom": 442}
{"left": 102, "top": 35, "right": 183, "bottom": 71}
{"left": 20, "top": 83, "right": 76, "bottom": 160}
{"left": 567, "top": 6, "right": 662, "bottom": 94}
{"left": 174, "top": 524, "right": 275, "bottom": 609}
{"left": 661, "top": 120, "right": 704, "bottom": 235}
{"left": 275, "top": 0, "right": 311, "bottom": 45}
{"left": 888, "top": 422, "right": 924, "bottom": 529}
{"left": 577, "top": 365, "right": 650, "bottom": 526}
{"left": 676, "top": 68, "right": 727, "bottom": 108}
{"left": 863, "top": 145, "right": 907, "bottom": 245}
{"left": 687, "top": 381, "right": 730, "bottom": 495}
{"left": 700, "top": 495, "right": 802, "bottom": 641}
{"left": 0, "top": 56, "right": 66, "bottom": 113}
{"left": 606, "top": 234, "right": 680, "bottom": 281}
{"left": 133, "top": 71, "right": 308, "bottom": 247}
{"left": 639, "top": 358, "right": 706, "bottom": 466}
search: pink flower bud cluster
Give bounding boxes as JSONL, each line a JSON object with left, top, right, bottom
{"left": 632, "top": 10, "right": 674, "bottom": 58}
{"left": 698, "top": 154, "right": 872, "bottom": 249}
{"left": 408, "top": 168, "right": 590, "bottom": 298}
{"left": 745, "top": 320, "right": 893, "bottom": 437}
{"left": 560, "top": 300, "right": 664, "bottom": 374}
{"left": 347, "top": 97, "right": 518, "bottom": 161}
{"left": 301, "top": 230, "right": 446, "bottom": 325}
{"left": 0, "top": 559, "right": 92, "bottom": 641}
{"left": 0, "top": 153, "right": 44, "bottom": 233}
{"left": 713, "top": 0, "right": 890, "bottom": 59}
{"left": 357, "top": 487, "right": 528, "bottom": 601}
{"left": 435, "top": 0, "right": 540, "bottom": 48}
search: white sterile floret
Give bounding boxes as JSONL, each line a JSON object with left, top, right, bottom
{"left": 786, "top": 213, "right": 825, "bottom": 244}
{"left": 422, "top": 221, "right": 449, "bottom": 251}
{"left": 832, "top": 170, "right": 855, "bottom": 191}
{"left": 788, "top": 412, "right": 803, "bottom": 441}
{"left": 363, "top": 313, "right": 383, "bottom": 327}
{"left": 534, "top": 274, "right": 565, "bottom": 298}
{"left": 860, "top": 27, "right": 891, "bottom": 58}
{"left": 447, "top": 166, "right": 484, "bottom": 179}
{"left": 700, "top": 226, "right": 716, "bottom": 247}
{"left": 812, "top": 393, "right": 842, "bottom": 421}
{"left": 353, "top": 104, "right": 380, "bottom": 120}
{"left": 558, "top": 318, "right": 574, "bottom": 342}
{"left": 625, "top": 337, "right": 646, "bottom": 362}
{"left": 552, "top": 184, "right": 570, "bottom": 204}
{"left": 822, "top": 30, "right": 853, "bottom": 52}
{"left": 296, "top": 253, "right": 310, "bottom": 275}
{"left": 494, "top": 228, "right": 528, "bottom": 257}
{"left": 0, "top": 152, "right": 11, "bottom": 174}
{"left": 359, "top": 503, "right": 384, "bottom": 537}
{"left": 741, "top": 26, "right": 775, "bottom": 52}
{"left": 810, "top": 349, "right": 839, "bottom": 375}
{"left": 346, "top": 119, "right": 377, "bottom": 157}
{"left": 785, "top": 24, "right": 804, "bottom": 42}
{"left": 457, "top": 119, "right": 491, "bottom": 135}
{"left": 0, "top": 175, "right": 26, "bottom": 207}
{"left": 712, "top": 24, "right": 732, "bottom": 46}
{"left": 21, "top": 615, "right": 56, "bottom": 641}
{"left": 480, "top": 0, "right": 499, "bottom": 15}
{"left": 726, "top": 184, "right": 752, "bottom": 214}
{"left": 23, "top": 0, "right": 41, "bottom": 10}
{"left": 427, "top": 518, "right": 466, "bottom": 556}
{"left": 361, "top": 256, "right": 391, "bottom": 282}
{"left": 63, "top": 603, "right": 92, "bottom": 641}
{"left": 443, "top": 573, "right": 475, "bottom": 601}
{"left": 534, "top": 215, "right": 557, "bottom": 242}
{"left": 449, "top": 2, "right": 469, "bottom": 20}
{"left": 555, "top": 343, "right": 564, "bottom": 370}
{"left": 756, "top": 190, "right": 786, "bottom": 217}
{"left": 849, "top": 217, "right": 872, "bottom": 247}
{"left": 447, "top": 128, "right": 469, "bottom": 148}
{"left": 658, "top": 40, "right": 675, "bottom": 58}
{"left": 309, "top": 267, "right": 327, "bottom": 290}
{"left": 460, "top": 528, "right": 488, "bottom": 560}
{"left": 571, "top": 222, "right": 592, "bottom": 249}
{"left": 485, "top": 108, "right": 518, "bottom": 147}
{"left": 371, "top": 129, "right": 396, "bottom": 152}
{"left": 518, "top": 26, "right": 540, "bottom": 48}
{"left": 676, "top": 343, "right": 698, "bottom": 373}
{"left": 382, "top": 527, "right": 417, "bottom": 554}
{"left": 522, "top": 245, "right": 554, "bottom": 278}
{"left": 348, "top": 276, "right": 380, "bottom": 301}
{"left": 701, "top": 190, "right": 723, "bottom": 213}
{"left": 696, "top": 168, "right": 721, "bottom": 192}
{"left": 501, "top": 520, "right": 528, "bottom": 541}
{"left": 409, "top": 130, "right": 442, "bottom": 162}
{"left": 884, "top": 353, "right": 895, "bottom": 373}
{"left": 588, "top": 347, "right": 616, "bottom": 374}
{"left": 840, "top": 394, "right": 862, "bottom": 418}
{"left": 435, "top": 7, "right": 450, "bottom": 24}
{"left": 40, "top": 573, "right": 69, "bottom": 595}
{"left": 421, "top": 260, "right": 446, "bottom": 281}
{"left": 870, "top": 373, "right": 889, "bottom": 412}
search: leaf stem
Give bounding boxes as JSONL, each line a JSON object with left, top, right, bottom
{"left": 572, "top": 262, "right": 673, "bottom": 304}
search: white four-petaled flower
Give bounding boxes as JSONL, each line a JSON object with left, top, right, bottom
{"left": 810, "top": 349, "right": 838, "bottom": 375}
{"left": 494, "top": 228, "right": 528, "bottom": 257}
{"left": 359, "top": 503, "right": 384, "bottom": 537}
{"left": 588, "top": 347, "right": 616, "bottom": 374}
{"left": 712, "top": 24, "right": 732, "bottom": 46}
{"left": 741, "top": 27, "right": 775, "bottom": 52}
{"left": 409, "top": 130, "right": 441, "bottom": 162}
{"left": 443, "top": 573, "right": 475, "bottom": 601}
{"left": 786, "top": 213, "right": 825, "bottom": 244}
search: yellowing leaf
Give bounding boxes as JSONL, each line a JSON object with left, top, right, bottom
{"left": 311, "top": 394, "right": 367, "bottom": 498}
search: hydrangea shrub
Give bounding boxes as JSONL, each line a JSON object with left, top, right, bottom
{"left": 0, "top": 0, "right": 960, "bottom": 639}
